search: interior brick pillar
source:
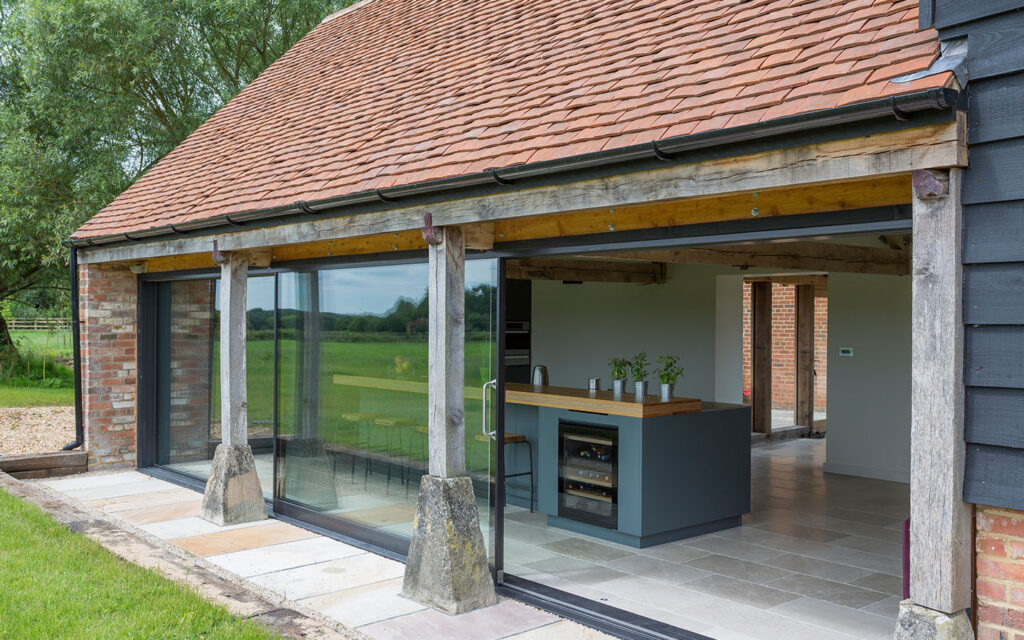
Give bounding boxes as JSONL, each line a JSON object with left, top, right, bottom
{"left": 79, "top": 263, "right": 138, "bottom": 470}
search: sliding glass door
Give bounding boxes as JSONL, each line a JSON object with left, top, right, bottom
{"left": 272, "top": 258, "right": 500, "bottom": 557}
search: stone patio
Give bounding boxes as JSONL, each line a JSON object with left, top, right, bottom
{"left": 31, "top": 471, "right": 611, "bottom": 640}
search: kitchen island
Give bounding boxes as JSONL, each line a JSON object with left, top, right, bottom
{"left": 505, "top": 383, "right": 751, "bottom": 548}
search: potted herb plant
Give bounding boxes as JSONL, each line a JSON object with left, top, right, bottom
{"left": 657, "top": 354, "right": 685, "bottom": 401}
{"left": 629, "top": 352, "right": 650, "bottom": 397}
{"left": 609, "top": 357, "right": 630, "bottom": 396}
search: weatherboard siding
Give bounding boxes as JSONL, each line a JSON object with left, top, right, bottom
{"left": 931, "top": 3, "right": 1024, "bottom": 511}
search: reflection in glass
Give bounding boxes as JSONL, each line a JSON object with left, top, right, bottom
{"left": 154, "top": 276, "right": 275, "bottom": 497}
{"left": 275, "top": 261, "right": 497, "bottom": 551}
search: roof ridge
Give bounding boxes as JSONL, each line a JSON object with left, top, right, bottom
{"left": 322, "top": 0, "right": 376, "bottom": 24}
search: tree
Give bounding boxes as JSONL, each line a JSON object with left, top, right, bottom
{"left": 0, "top": 0, "right": 350, "bottom": 353}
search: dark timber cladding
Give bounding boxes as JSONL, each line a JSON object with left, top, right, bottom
{"left": 927, "top": 2, "right": 1024, "bottom": 509}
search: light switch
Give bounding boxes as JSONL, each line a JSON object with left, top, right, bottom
{"left": 839, "top": 347, "right": 854, "bottom": 357}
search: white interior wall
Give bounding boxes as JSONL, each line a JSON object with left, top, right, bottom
{"left": 714, "top": 275, "right": 745, "bottom": 404}
{"left": 822, "top": 273, "right": 912, "bottom": 483}
{"left": 530, "top": 264, "right": 727, "bottom": 400}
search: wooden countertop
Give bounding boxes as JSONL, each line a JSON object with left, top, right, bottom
{"left": 505, "top": 383, "right": 701, "bottom": 418}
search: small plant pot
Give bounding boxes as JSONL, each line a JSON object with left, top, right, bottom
{"left": 634, "top": 381, "right": 648, "bottom": 398}
{"left": 660, "top": 383, "right": 674, "bottom": 401}
{"left": 612, "top": 379, "right": 625, "bottom": 396}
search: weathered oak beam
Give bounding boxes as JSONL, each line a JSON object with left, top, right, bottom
{"left": 428, "top": 226, "right": 466, "bottom": 478}
{"left": 506, "top": 258, "right": 667, "bottom": 283}
{"left": 908, "top": 167, "right": 972, "bottom": 614}
{"left": 592, "top": 241, "right": 910, "bottom": 275}
{"left": 81, "top": 119, "right": 964, "bottom": 265}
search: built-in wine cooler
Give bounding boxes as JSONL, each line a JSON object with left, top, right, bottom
{"left": 558, "top": 421, "right": 618, "bottom": 529}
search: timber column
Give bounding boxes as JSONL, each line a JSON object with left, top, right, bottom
{"left": 895, "top": 168, "right": 973, "bottom": 640}
{"left": 402, "top": 221, "right": 496, "bottom": 614}
{"left": 201, "top": 250, "right": 267, "bottom": 526}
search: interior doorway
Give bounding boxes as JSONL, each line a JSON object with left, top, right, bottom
{"left": 743, "top": 277, "right": 828, "bottom": 438}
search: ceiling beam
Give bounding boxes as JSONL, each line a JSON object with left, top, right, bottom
{"left": 506, "top": 258, "right": 667, "bottom": 283}
{"left": 591, "top": 240, "right": 910, "bottom": 275}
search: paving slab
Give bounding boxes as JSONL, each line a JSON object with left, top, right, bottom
{"left": 208, "top": 537, "right": 366, "bottom": 578}
{"left": 249, "top": 553, "right": 405, "bottom": 600}
{"left": 300, "top": 578, "right": 427, "bottom": 628}
{"left": 173, "top": 520, "right": 317, "bottom": 556}
{"left": 359, "top": 600, "right": 556, "bottom": 640}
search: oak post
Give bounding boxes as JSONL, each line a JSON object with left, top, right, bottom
{"left": 908, "top": 168, "right": 971, "bottom": 614}
{"left": 428, "top": 226, "right": 466, "bottom": 477}
{"left": 220, "top": 252, "right": 248, "bottom": 447}
{"left": 751, "top": 281, "right": 772, "bottom": 435}
{"left": 795, "top": 284, "right": 815, "bottom": 430}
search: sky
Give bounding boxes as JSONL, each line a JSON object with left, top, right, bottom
{"left": 240, "top": 258, "right": 497, "bottom": 316}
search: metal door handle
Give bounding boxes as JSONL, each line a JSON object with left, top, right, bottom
{"left": 481, "top": 379, "right": 497, "bottom": 440}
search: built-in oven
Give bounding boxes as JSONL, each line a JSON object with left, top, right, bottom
{"left": 558, "top": 420, "right": 618, "bottom": 530}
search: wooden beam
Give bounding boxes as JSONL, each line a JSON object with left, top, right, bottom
{"left": 80, "top": 119, "right": 964, "bottom": 265}
{"left": 428, "top": 226, "right": 466, "bottom": 478}
{"left": 751, "top": 281, "right": 772, "bottom": 436}
{"left": 592, "top": 240, "right": 911, "bottom": 275}
{"left": 495, "top": 174, "right": 913, "bottom": 244}
{"left": 462, "top": 222, "right": 495, "bottom": 250}
{"left": 744, "top": 274, "right": 827, "bottom": 288}
{"left": 219, "top": 253, "right": 248, "bottom": 446}
{"left": 506, "top": 258, "right": 666, "bottom": 283}
{"left": 909, "top": 167, "right": 971, "bottom": 614}
{"left": 795, "top": 284, "right": 816, "bottom": 431}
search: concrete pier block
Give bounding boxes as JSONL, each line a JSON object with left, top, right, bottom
{"left": 894, "top": 601, "right": 975, "bottom": 640}
{"left": 201, "top": 444, "right": 267, "bottom": 526}
{"left": 402, "top": 475, "right": 496, "bottom": 614}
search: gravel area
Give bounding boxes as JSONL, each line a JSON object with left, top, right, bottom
{"left": 0, "top": 407, "right": 75, "bottom": 456}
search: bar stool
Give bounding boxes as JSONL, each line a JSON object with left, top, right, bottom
{"left": 374, "top": 416, "right": 417, "bottom": 494}
{"left": 504, "top": 433, "right": 535, "bottom": 513}
{"left": 340, "top": 412, "right": 379, "bottom": 480}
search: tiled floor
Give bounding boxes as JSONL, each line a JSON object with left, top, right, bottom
{"left": 501, "top": 438, "right": 905, "bottom": 640}
{"left": 33, "top": 470, "right": 608, "bottom": 640}
{"left": 35, "top": 438, "right": 903, "bottom": 640}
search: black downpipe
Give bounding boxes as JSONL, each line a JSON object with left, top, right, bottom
{"left": 63, "top": 246, "right": 84, "bottom": 451}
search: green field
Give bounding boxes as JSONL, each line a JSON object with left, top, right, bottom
{"left": 0, "top": 488, "right": 280, "bottom": 640}
{"left": 205, "top": 337, "right": 497, "bottom": 474}
{"left": 9, "top": 329, "right": 73, "bottom": 360}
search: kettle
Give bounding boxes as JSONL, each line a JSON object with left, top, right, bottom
{"left": 532, "top": 365, "right": 549, "bottom": 387}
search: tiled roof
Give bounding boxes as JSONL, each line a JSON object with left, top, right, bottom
{"left": 73, "top": 0, "right": 951, "bottom": 239}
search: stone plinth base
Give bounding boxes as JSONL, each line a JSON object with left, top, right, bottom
{"left": 894, "top": 601, "right": 975, "bottom": 640}
{"left": 201, "top": 444, "right": 267, "bottom": 526}
{"left": 402, "top": 475, "right": 496, "bottom": 614}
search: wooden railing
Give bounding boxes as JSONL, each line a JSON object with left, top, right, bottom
{"left": 7, "top": 318, "right": 72, "bottom": 331}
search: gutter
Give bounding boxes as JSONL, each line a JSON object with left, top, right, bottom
{"left": 67, "top": 87, "right": 964, "bottom": 250}
{"left": 63, "top": 245, "right": 84, "bottom": 451}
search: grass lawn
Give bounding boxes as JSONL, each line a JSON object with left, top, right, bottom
{"left": 0, "top": 488, "right": 281, "bottom": 640}
{"left": 0, "top": 386, "right": 74, "bottom": 408}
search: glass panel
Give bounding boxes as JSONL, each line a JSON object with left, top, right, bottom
{"left": 154, "top": 276, "right": 275, "bottom": 497}
{"left": 275, "top": 260, "right": 498, "bottom": 553}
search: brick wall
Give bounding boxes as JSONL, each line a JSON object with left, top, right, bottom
{"left": 976, "top": 506, "right": 1024, "bottom": 639}
{"left": 79, "top": 263, "right": 137, "bottom": 470}
{"left": 741, "top": 282, "right": 828, "bottom": 412}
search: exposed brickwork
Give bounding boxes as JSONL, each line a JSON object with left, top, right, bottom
{"left": 79, "top": 263, "right": 137, "bottom": 470}
{"left": 977, "top": 506, "right": 1024, "bottom": 639}
{"left": 166, "top": 280, "right": 216, "bottom": 463}
{"left": 741, "top": 282, "right": 828, "bottom": 412}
